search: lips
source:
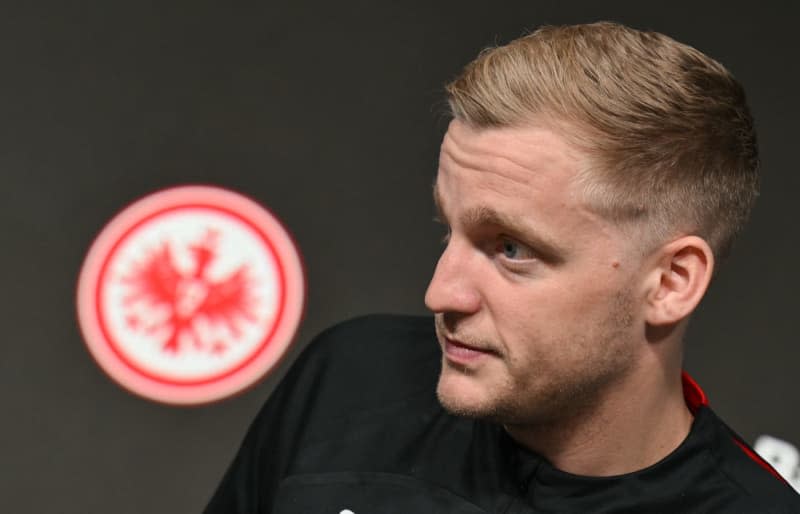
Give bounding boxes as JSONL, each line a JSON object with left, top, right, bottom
{"left": 443, "top": 337, "right": 495, "bottom": 364}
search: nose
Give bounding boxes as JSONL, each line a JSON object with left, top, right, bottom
{"left": 424, "top": 239, "right": 481, "bottom": 315}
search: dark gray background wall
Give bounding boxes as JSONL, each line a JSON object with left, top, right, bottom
{"left": 2, "top": 1, "right": 797, "bottom": 512}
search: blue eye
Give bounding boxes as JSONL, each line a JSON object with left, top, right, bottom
{"left": 502, "top": 240, "right": 520, "bottom": 259}
{"left": 498, "top": 238, "right": 535, "bottom": 261}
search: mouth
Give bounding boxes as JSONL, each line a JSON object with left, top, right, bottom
{"left": 443, "top": 336, "right": 496, "bottom": 365}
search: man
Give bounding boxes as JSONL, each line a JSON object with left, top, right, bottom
{"left": 205, "top": 22, "right": 800, "bottom": 512}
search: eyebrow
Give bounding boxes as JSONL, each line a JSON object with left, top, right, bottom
{"left": 432, "top": 183, "right": 565, "bottom": 263}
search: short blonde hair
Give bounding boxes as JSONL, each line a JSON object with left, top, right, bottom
{"left": 446, "top": 22, "right": 759, "bottom": 258}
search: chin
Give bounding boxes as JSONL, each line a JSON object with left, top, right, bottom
{"left": 436, "top": 367, "right": 498, "bottom": 420}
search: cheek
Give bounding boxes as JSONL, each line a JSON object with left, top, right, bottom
{"left": 492, "top": 283, "right": 616, "bottom": 362}
{"left": 483, "top": 259, "right": 629, "bottom": 331}
{"left": 493, "top": 302, "right": 557, "bottom": 372}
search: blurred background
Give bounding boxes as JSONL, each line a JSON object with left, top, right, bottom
{"left": 2, "top": 1, "right": 797, "bottom": 512}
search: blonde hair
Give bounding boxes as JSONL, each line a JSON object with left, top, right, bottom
{"left": 446, "top": 22, "right": 759, "bottom": 258}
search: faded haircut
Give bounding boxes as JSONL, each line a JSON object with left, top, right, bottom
{"left": 445, "top": 21, "right": 759, "bottom": 259}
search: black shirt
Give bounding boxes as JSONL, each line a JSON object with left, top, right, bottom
{"left": 204, "top": 314, "right": 800, "bottom": 513}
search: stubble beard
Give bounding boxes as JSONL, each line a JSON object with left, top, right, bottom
{"left": 435, "top": 290, "right": 637, "bottom": 428}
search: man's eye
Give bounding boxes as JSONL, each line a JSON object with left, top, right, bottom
{"left": 497, "top": 238, "right": 534, "bottom": 260}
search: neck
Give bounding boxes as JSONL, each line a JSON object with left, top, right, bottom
{"left": 505, "top": 362, "right": 693, "bottom": 477}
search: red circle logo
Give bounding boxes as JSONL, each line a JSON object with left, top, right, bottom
{"left": 76, "top": 186, "right": 305, "bottom": 404}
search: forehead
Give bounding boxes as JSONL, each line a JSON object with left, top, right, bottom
{"left": 436, "top": 119, "right": 587, "bottom": 207}
{"left": 434, "top": 120, "right": 631, "bottom": 256}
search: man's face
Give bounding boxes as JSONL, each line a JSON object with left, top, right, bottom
{"left": 425, "top": 119, "right": 648, "bottom": 426}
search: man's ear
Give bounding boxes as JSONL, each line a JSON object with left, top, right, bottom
{"left": 643, "top": 236, "right": 715, "bottom": 326}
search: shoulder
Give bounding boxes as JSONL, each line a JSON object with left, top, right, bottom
{"left": 203, "top": 314, "right": 448, "bottom": 513}
{"left": 702, "top": 407, "right": 800, "bottom": 512}
{"left": 278, "top": 314, "right": 441, "bottom": 419}
{"left": 303, "top": 313, "right": 437, "bottom": 366}
{"left": 298, "top": 313, "right": 439, "bottom": 383}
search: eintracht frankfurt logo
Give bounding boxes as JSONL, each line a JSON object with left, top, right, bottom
{"left": 77, "top": 186, "right": 305, "bottom": 404}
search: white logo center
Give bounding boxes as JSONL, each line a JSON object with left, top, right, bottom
{"left": 102, "top": 211, "right": 280, "bottom": 381}
{"left": 77, "top": 186, "right": 305, "bottom": 404}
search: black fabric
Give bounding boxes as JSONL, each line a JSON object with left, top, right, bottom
{"left": 204, "top": 314, "right": 800, "bottom": 513}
